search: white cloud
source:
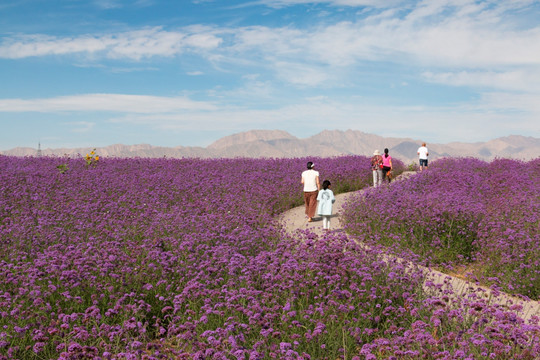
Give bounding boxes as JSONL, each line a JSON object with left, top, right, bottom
{"left": 220, "top": 2, "right": 540, "bottom": 90}
{"left": 476, "top": 92, "right": 540, "bottom": 113}
{"left": 422, "top": 70, "right": 540, "bottom": 92}
{"left": 0, "top": 34, "right": 109, "bottom": 58}
{"left": 1, "top": 0, "right": 539, "bottom": 119}
{"left": 0, "top": 94, "right": 217, "bottom": 113}
{"left": 108, "top": 101, "right": 346, "bottom": 132}
{"left": 0, "top": 27, "right": 222, "bottom": 60}
{"left": 2, "top": 2, "right": 539, "bottom": 71}
{"left": 104, "top": 93, "right": 539, "bottom": 142}
{"left": 3, "top": 91, "right": 534, "bottom": 146}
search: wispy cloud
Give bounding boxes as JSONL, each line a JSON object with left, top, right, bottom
{"left": 2, "top": 2, "right": 539, "bottom": 76}
{"left": 105, "top": 93, "right": 538, "bottom": 143}
{"left": 228, "top": 1, "right": 540, "bottom": 92}
{"left": 231, "top": 2, "right": 540, "bottom": 90}
{"left": 0, "top": 94, "right": 217, "bottom": 113}
{"left": 477, "top": 92, "right": 540, "bottom": 113}
{"left": 2, "top": 1, "right": 538, "bottom": 67}
{"left": 422, "top": 69, "right": 540, "bottom": 92}
{"left": 0, "top": 27, "right": 222, "bottom": 60}
{"left": 1, "top": 0, "right": 539, "bottom": 146}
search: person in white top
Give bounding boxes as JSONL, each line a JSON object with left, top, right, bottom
{"left": 317, "top": 180, "right": 336, "bottom": 230}
{"left": 370, "top": 149, "right": 383, "bottom": 187}
{"left": 417, "top": 142, "right": 429, "bottom": 171}
{"left": 301, "top": 161, "right": 320, "bottom": 222}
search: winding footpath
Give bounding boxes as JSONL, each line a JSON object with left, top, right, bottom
{"left": 279, "top": 171, "right": 540, "bottom": 322}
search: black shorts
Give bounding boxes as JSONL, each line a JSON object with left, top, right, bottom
{"left": 419, "top": 159, "right": 428, "bottom": 167}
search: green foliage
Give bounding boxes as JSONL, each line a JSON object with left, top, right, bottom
{"left": 56, "top": 163, "right": 69, "bottom": 173}
{"left": 407, "top": 162, "right": 419, "bottom": 171}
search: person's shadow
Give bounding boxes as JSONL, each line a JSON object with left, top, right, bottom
{"left": 314, "top": 214, "right": 339, "bottom": 221}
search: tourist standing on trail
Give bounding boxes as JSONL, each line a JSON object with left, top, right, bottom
{"left": 317, "top": 180, "right": 335, "bottom": 230}
{"left": 301, "top": 161, "right": 320, "bottom": 222}
{"left": 417, "top": 142, "right": 429, "bottom": 171}
{"left": 370, "top": 149, "right": 383, "bottom": 187}
{"left": 381, "top": 148, "right": 393, "bottom": 183}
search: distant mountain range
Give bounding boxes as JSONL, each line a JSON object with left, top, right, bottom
{"left": 2, "top": 129, "right": 539, "bottom": 164}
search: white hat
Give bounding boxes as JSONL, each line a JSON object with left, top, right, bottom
{"left": 373, "top": 149, "right": 380, "bottom": 155}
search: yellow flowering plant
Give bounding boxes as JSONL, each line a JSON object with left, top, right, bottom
{"left": 84, "top": 149, "right": 100, "bottom": 167}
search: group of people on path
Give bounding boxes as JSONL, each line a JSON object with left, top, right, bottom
{"left": 301, "top": 142, "right": 429, "bottom": 230}
{"left": 371, "top": 143, "right": 429, "bottom": 187}
{"left": 370, "top": 148, "right": 393, "bottom": 187}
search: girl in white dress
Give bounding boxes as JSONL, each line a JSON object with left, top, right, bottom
{"left": 317, "top": 180, "right": 336, "bottom": 230}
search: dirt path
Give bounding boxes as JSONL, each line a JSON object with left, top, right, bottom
{"left": 278, "top": 171, "right": 540, "bottom": 321}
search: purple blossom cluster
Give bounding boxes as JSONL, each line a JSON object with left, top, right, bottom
{"left": 0, "top": 155, "right": 538, "bottom": 359}
{"left": 342, "top": 157, "right": 540, "bottom": 300}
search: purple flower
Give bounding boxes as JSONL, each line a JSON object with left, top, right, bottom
{"left": 33, "top": 342, "right": 45, "bottom": 353}
{"left": 0, "top": 155, "right": 537, "bottom": 359}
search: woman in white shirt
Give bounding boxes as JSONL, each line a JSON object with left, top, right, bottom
{"left": 301, "top": 161, "right": 320, "bottom": 222}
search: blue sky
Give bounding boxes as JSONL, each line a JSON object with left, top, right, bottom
{"left": 1, "top": 0, "right": 539, "bottom": 150}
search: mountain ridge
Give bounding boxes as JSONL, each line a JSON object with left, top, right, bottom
{"left": 2, "top": 129, "right": 538, "bottom": 164}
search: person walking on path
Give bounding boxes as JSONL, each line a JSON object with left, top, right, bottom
{"left": 381, "top": 148, "right": 393, "bottom": 183}
{"left": 301, "top": 161, "right": 320, "bottom": 222}
{"left": 417, "top": 142, "right": 429, "bottom": 171}
{"left": 370, "top": 149, "right": 383, "bottom": 187}
{"left": 317, "top": 180, "right": 335, "bottom": 230}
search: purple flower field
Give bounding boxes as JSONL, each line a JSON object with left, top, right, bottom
{"left": 0, "top": 155, "right": 538, "bottom": 359}
{"left": 342, "top": 157, "right": 540, "bottom": 300}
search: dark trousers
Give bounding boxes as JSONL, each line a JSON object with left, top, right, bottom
{"left": 382, "top": 166, "right": 392, "bottom": 183}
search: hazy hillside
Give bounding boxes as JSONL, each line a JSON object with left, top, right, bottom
{"left": 2, "top": 130, "right": 539, "bottom": 164}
